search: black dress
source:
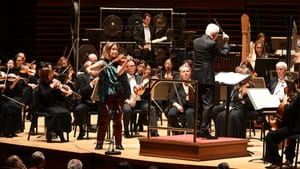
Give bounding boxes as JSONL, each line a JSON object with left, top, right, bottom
{"left": 38, "top": 82, "right": 72, "bottom": 136}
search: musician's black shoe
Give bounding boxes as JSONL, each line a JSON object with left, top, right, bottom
{"left": 151, "top": 131, "right": 160, "bottom": 137}
{"left": 46, "top": 131, "right": 52, "bottom": 143}
{"left": 77, "top": 131, "right": 86, "bottom": 140}
{"left": 95, "top": 144, "right": 103, "bottom": 150}
{"left": 116, "top": 144, "right": 124, "bottom": 150}
{"left": 88, "top": 126, "right": 97, "bottom": 132}
{"left": 58, "top": 132, "right": 67, "bottom": 142}
{"left": 124, "top": 131, "right": 131, "bottom": 138}
{"left": 197, "top": 133, "right": 218, "bottom": 139}
{"left": 138, "top": 125, "right": 144, "bottom": 132}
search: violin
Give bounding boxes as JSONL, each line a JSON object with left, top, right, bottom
{"left": 19, "top": 60, "right": 37, "bottom": 76}
{"left": 134, "top": 78, "right": 150, "bottom": 96}
{"left": 0, "top": 72, "right": 28, "bottom": 83}
{"left": 51, "top": 78, "right": 80, "bottom": 99}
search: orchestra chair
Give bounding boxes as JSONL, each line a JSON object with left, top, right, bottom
{"left": 281, "top": 134, "right": 300, "bottom": 169}
{"left": 130, "top": 108, "right": 147, "bottom": 136}
{"left": 73, "top": 110, "right": 98, "bottom": 139}
{"left": 27, "top": 88, "right": 69, "bottom": 142}
{"left": 151, "top": 81, "right": 172, "bottom": 133}
{"left": 27, "top": 89, "right": 51, "bottom": 141}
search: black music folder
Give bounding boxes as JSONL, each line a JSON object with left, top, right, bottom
{"left": 247, "top": 88, "right": 280, "bottom": 110}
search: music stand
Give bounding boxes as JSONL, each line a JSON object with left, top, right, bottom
{"left": 254, "top": 58, "right": 279, "bottom": 84}
{"left": 271, "top": 36, "right": 287, "bottom": 56}
{"left": 85, "top": 28, "right": 107, "bottom": 54}
{"left": 247, "top": 88, "right": 280, "bottom": 163}
{"left": 294, "top": 63, "right": 300, "bottom": 72}
{"left": 215, "top": 72, "right": 251, "bottom": 136}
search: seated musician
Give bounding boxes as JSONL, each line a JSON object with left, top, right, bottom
{"left": 247, "top": 40, "right": 268, "bottom": 69}
{"left": 0, "top": 61, "right": 24, "bottom": 138}
{"left": 264, "top": 80, "right": 300, "bottom": 169}
{"left": 121, "top": 61, "right": 159, "bottom": 137}
{"left": 215, "top": 66, "right": 254, "bottom": 138}
{"left": 73, "top": 60, "right": 99, "bottom": 140}
{"left": 269, "top": 61, "right": 289, "bottom": 102}
{"left": 37, "top": 66, "right": 73, "bottom": 142}
{"left": 55, "top": 56, "right": 76, "bottom": 91}
{"left": 121, "top": 59, "right": 140, "bottom": 138}
{"left": 167, "top": 64, "right": 195, "bottom": 134}
{"left": 161, "top": 56, "right": 180, "bottom": 80}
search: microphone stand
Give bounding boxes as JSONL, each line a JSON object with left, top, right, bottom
{"left": 104, "top": 106, "right": 121, "bottom": 155}
{"left": 105, "top": 135, "right": 121, "bottom": 155}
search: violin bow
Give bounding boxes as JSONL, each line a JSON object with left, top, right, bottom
{"left": 3, "top": 68, "right": 9, "bottom": 87}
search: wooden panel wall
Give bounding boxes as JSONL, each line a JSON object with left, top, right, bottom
{"left": 1, "top": 0, "right": 300, "bottom": 69}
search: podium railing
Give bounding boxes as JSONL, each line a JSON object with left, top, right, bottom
{"left": 146, "top": 79, "right": 198, "bottom": 143}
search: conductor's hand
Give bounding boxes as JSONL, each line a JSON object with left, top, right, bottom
{"left": 222, "top": 32, "right": 229, "bottom": 41}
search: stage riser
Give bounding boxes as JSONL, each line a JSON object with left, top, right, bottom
{"left": 139, "top": 136, "right": 248, "bottom": 161}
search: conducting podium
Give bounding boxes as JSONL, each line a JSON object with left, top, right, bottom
{"left": 215, "top": 72, "right": 251, "bottom": 136}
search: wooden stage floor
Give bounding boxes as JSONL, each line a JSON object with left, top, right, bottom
{"left": 0, "top": 117, "right": 273, "bottom": 169}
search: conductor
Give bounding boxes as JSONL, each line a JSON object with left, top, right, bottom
{"left": 192, "top": 23, "right": 230, "bottom": 139}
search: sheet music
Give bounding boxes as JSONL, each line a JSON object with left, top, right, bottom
{"left": 215, "top": 72, "right": 250, "bottom": 85}
{"left": 247, "top": 88, "right": 280, "bottom": 110}
{"left": 152, "top": 36, "right": 167, "bottom": 43}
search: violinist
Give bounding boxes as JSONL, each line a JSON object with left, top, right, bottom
{"left": 240, "top": 60, "right": 257, "bottom": 78}
{"left": 37, "top": 67, "right": 72, "bottom": 142}
{"left": 264, "top": 80, "right": 300, "bottom": 169}
{"left": 55, "top": 56, "right": 75, "bottom": 91}
{"left": 86, "top": 42, "right": 128, "bottom": 150}
{"left": 0, "top": 59, "right": 24, "bottom": 138}
{"left": 215, "top": 65, "right": 254, "bottom": 138}
{"left": 73, "top": 60, "right": 99, "bottom": 140}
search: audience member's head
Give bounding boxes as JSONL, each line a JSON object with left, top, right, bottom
{"left": 217, "top": 162, "right": 230, "bottom": 169}
{"left": 6, "top": 155, "right": 27, "bottom": 169}
{"left": 67, "top": 159, "right": 83, "bottom": 169}
{"left": 30, "top": 151, "right": 45, "bottom": 169}
{"left": 116, "top": 161, "right": 132, "bottom": 169}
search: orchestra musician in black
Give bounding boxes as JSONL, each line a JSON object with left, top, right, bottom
{"left": 192, "top": 23, "right": 230, "bottom": 139}
{"left": 264, "top": 80, "right": 300, "bottom": 169}
{"left": 0, "top": 62, "right": 24, "bottom": 138}
{"left": 134, "top": 13, "right": 156, "bottom": 61}
{"left": 121, "top": 61, "right": 159, "bottom": 137}
{"left": 120, "top": 59, "right": 141, "bottom": 138}
{"left": 73, "top": 60, "right": 99, "bottom": 140}
{"left": 268, "top": 61, "right": 289, "bottom": 102}
{"left": 215, "top": 66, "right": 254, "bottom": 138}
{"left": 37, "top": 67, "right": 73, "bottom": 142}
{"left": 167, "top": 64, "right": 195, "bottom": 134}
